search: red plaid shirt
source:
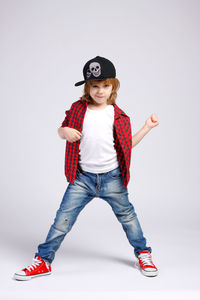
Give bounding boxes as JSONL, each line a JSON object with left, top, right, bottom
{"left": 61, "top": 99, "right": 132, "bottom": 190}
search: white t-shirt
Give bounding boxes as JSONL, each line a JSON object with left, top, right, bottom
{"left": 78, "top": 105, "right": 119, "bottom": 173}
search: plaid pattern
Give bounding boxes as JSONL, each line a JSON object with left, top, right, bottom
{"left": 61, "top": 99, "right": 132, "bottom": 190}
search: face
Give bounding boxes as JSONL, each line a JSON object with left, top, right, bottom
{"left": 89, "top": 82, "right": 113, "bottom": 105}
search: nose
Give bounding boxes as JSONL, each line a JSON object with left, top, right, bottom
{"left": 97, "top": 87, "right": 104, "bottom": 94}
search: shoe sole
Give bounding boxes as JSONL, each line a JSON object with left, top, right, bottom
{"left": 13, "top": 271, "right": 52, "bottom": 281}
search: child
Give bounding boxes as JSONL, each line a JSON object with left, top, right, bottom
{"left": 14, "top": 56, "right": 159, "bottom": 280}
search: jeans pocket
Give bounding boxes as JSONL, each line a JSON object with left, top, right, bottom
{"left": 76, "top": 165, "right": 84, "bottom": 179}
{"left": 107, "top": 167, "right": 122, "bottom": 179}
{"left": 75, "top": 167, "right": 81, "bottom": 179}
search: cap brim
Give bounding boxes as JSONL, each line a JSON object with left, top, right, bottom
{"left": 75, "top": 77, "right": 113, "bottom": 87}
{"left": 74, "top": 80, "right": 86, "bottom": 87}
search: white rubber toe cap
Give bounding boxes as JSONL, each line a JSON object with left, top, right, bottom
{"left": 141, "top": 268, "right": 159, "bottom": 277}
{"left": 144, "top": 267, "right": 157, "bottom": 271}
{"left": 15, "top": 270, "right": 26, "bottom": 276}
{"left": 13, "top": 270, "right": 31, "bottom": 281}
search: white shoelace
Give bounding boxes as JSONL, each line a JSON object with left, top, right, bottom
{"left": 139, "top": 253, "right": 154, "bottom": 266}
{"left": 25, "top": 258, "right": 42, "bottom": 271}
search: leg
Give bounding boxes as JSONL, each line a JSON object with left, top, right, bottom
{"left": 101, "top": 169, "right": 152, "bottom": 257}
{"left": 35, "top": 176, "right": 94, "bottom": 264}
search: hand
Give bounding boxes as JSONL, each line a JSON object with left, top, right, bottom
{"left": 63, "top": 127, "right": 82, "bottom": 143}
{"left": 145, "top": 113, "right": 159, "bottom": 129}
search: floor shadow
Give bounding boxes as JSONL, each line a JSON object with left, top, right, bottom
{"left": 59, "top": 245, "right": 139, "bottom": 269}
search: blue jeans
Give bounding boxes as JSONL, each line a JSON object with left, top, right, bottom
{"left": 35, "top": 165, "right": 152, "bottom": 263}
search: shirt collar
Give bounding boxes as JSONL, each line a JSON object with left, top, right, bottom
{"left": 82, "top": 100, "right": 128, "bottom": 118}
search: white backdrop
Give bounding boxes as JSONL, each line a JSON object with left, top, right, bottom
{"left": 1, "top": 0, "right": 199, "bottom": 299}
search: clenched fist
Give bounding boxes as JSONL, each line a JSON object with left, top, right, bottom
{"left": 145, "top": 113, "right": 159, "bottom": 129}
{"left": 58, "top": 127, "right": 82, "bottom": 143}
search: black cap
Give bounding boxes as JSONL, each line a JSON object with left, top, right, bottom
{"left": 74, "top": 56, "right": 116, "bottom": 87}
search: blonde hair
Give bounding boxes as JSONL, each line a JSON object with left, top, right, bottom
{"left": 80, "top": 78, "right": 120, "bottom": 105}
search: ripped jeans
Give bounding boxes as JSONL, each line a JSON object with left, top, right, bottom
{"left": 35, "top": 165, "right": 152, "bottom": 264}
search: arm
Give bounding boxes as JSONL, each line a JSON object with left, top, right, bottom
{"left": 58, "top": 109, "right": 70, "bottom": 139}
{"left": 132, "top": 124, "right": 150, "bottom": 148}
{"left": 58, "top": 107, "right": 82, "bottom": 141}
{"left": 132, "top": 113, "right": 159, "bottom": 148}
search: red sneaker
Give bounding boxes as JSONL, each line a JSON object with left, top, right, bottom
{"left": 13, "top": 256, "right": 51, "bottom": 281}
{"left": 137, "top": 250, "right": 158, "bottom": 277}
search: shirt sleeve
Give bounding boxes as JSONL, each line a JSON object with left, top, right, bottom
{"left": 61, "top": 109, "right": 70, "bottom": 127}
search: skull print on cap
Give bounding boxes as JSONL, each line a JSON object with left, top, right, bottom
{"left": 88, "top": 62, "right": 101, "bottom": 78}
{"left": 74, "top": 56, "right": 116, "bottom": 86}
